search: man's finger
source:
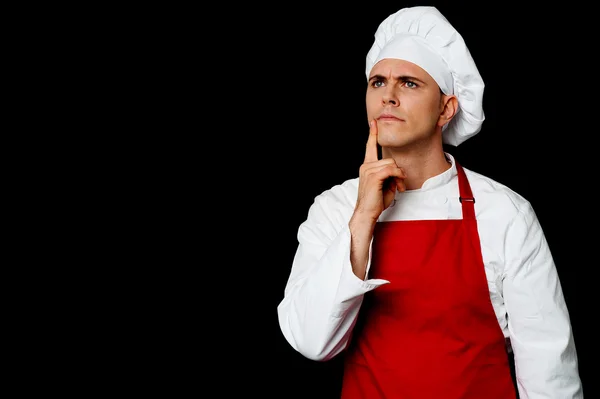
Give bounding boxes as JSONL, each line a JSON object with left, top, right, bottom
{"left": 364, "top": 119, "right": 379, "bottom": 163}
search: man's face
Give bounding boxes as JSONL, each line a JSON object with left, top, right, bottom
{"left": 366, "top": 58, "right": 445, "bottom": 149}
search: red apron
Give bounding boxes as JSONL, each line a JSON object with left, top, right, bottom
{"left": 341, "top": 162, "right": 516, "bottom": 398}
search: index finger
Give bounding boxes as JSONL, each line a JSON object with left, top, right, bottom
{"left": 364, "top": 119, "right": 379, "bottom": 163}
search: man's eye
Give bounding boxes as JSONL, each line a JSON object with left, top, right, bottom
{"left": 405, "top": 81, "right": 417, "bottom": 88}
{"left": 373, "top": 81, "right": 384, "bottom": 88}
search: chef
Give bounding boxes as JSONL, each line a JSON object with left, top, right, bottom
{"left": 277, "top": 5, "right": 582, "bottom": 398}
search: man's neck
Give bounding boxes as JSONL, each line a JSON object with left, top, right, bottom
{"left": 383, "top": 147, "right": 451, "bottom": 191}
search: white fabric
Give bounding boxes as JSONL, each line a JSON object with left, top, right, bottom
{"left": 372, "top": 34, "right": 454, "bottom": 95}
{"left": 277, "top": 153, "right": 583, "bottom": 398}
{"left": 365, "top": 6, "right": 485, "bottom": 146}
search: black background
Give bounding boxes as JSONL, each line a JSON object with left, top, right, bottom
{"left": 32, "top": 2, "right": 595, "bottom": 397}
{"left": 192, "top": 2, "right": 594, "bottom": 397}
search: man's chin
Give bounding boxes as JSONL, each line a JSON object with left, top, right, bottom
{"left": 378, "top": 138, "right": 416, "bottom": 153}
{"left": 377, "top": 133, "right": 407, "bottom": 148}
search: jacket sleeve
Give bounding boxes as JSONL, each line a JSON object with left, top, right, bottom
{"left": 503, "top": 201, "right": 583, "bottom": 398}
{"left": 277, "top": 185, "right": 389, "bottom": 361}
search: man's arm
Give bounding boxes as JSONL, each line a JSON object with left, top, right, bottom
{"left": 503, "top": 202, "right": 583, "bottom": 398}
{"left": 277, "top": 190, "right": 388, "bottom": 361}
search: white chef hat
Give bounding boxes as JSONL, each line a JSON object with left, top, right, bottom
{"left": 365, "top": 6, "right": 484, "bottom": 146}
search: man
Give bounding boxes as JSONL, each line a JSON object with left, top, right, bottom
{"left": 276, "top": 5, "right": 582, "bottom": 398}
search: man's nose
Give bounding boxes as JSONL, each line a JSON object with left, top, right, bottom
{"left": 382, "top": 88, "right": 399, "bottom": 106}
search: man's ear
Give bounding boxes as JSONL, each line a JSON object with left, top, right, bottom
{"left": 438, "top": 95, "right": 458, "bottom": 127}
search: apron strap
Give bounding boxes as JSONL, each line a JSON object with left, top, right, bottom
{"left": 455, "top": 162, "right": 475, "bottom": 220}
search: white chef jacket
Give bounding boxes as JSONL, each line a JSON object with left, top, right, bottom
{"left": 277, "top": 153, "right": 582, "bottom": 398}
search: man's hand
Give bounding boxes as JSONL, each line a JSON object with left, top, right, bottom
{"left": 354, "top": 119, "right": 407, "bottom": 222}
{"left": 348, "top": 120, "right": 407, "bottom": 279}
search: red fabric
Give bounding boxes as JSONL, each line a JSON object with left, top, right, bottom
{"left": 340, "top": 163, "right": 516, "bottom": 398}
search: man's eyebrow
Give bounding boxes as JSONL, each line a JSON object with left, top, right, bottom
{"left": 369, "top": 74, "right": 426, "bottom": 84}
